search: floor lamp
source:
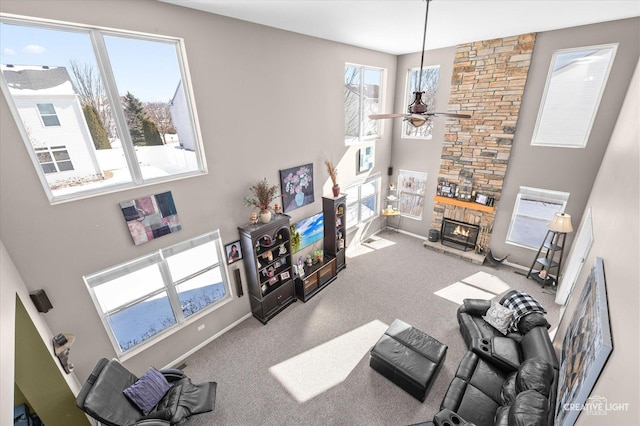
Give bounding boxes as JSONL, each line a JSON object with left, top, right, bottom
{"left": 526, "top": 213, "right": 573, "bottom": 288}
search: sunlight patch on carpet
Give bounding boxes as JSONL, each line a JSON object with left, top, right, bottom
{"left": 347, "top": 236, "right": 396, "bottom": 258}
{"left": 434, "top": 282, "right": 495, "bottom": 305}
{"left": 269, "top": 319, "right": 388, "bottom": 402}
{"left": 461, "top": 271, "right": 510, "bottom": 294}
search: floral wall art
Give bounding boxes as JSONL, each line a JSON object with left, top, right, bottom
{"left": 280, "top": 163, "right": 314, "bottom": 212}
{"left": 120, "top": 191, "right": 181, "bottom": 245}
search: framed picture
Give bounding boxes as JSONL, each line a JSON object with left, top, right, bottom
{"left": 280, "top": 271, "right": 290, "bottom": 280}
{"left": 225, "top": 240, "right": 243, "bottom": 264}
{"left": 397, "top": 169, "right": 428, "bottom": 220}
{"left": 475, "top": 193, "right": 488, "bottom": 205}
{"left": 555, "top": 257, "right": 613, "bottom": 426}
{"left": 357, "top": 146, "right": 374, "bottom": 174}
{"left": 279, "top": 163, "right": 314, "bottom": 212}
{"left": 120, "top": 191, "right": 181, "bottom": 245}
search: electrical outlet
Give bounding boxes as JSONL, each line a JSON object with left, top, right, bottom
{"left": 197, "top": 324, "right": 205, "bottom": 331}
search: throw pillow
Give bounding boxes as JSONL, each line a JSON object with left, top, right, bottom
{"left": 501, "top": 291, "right": 547, "bottom": 333}
{"left": 501, "top": 371, "right": 518, "bottom": 405}
{"left": 517, "top": 312, "right": 551, "bottom": 334}
{"left": 482, "top": 301, "right": 515, "bottom": 335}
{"left": 123, "top": 368, "right": 172, "bottom": 415}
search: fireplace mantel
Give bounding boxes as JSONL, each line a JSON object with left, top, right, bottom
{"left": 434, "top": 196, "right": 495, "bottom": 213}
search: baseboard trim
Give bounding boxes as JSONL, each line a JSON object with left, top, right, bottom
{"left": 163, "top": 312, "right": 252, "bottom": 370}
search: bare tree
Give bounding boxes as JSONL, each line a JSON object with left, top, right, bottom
{"left": 144, "top": 102, "right": 175, "bottom": 144}
{"left": 68, "top": 60, "right": 114, "bottom": 138}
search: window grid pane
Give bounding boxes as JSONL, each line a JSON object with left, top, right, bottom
{"left": 0, "top": 18, "right": 205, "bottom": 203}
{"left": 85, "top": 231, "right": 229, "bottom": 355}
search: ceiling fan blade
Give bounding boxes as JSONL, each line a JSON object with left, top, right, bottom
{"left": 369, "top": 113, "right": 405, "bottom": 119}
{"left": 427, "top": 112, "right": 472, "bottom": 119}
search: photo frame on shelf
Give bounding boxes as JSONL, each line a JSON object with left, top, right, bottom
{"left": 475, "top": 193, "right": 489, "bottom": 205}
{"left": 225, "top": 240, "right": 243, "bottom": 264}
{"left": 280, "top": 271, "right": 290, "bottom": 281}
{"left": 279, "top": 163, "right": 314, "bottom": 212}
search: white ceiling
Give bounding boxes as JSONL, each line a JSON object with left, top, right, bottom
{"left": 158, "top": 0, "right": 639, "bottom": 55}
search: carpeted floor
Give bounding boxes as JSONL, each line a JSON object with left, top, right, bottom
{"left": 181, "top": 231, "right": 560, "bottom": 426}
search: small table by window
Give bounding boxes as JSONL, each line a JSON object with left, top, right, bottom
{"left": 381, "top": 209, "right": 401, "bottom": 232}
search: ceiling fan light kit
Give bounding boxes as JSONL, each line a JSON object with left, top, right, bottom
{"left": 369, "top": 0, "right": 471, "bottom": 128}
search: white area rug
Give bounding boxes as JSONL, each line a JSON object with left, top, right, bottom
{"left": 434, "top": 282, "right": 496, "bottom": 305}
{"left": 268, "top": 319, "right": 389, "bottom": 402}
{"left": 461, "top": 271, "right": 511, "bottom": 294}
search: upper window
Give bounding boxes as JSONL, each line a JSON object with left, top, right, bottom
{"left": 506, "top": 187, "right": 570, "bottom": 249}
{"left": 345, "top": 173, "right": 380, "bottom": 229}
{"left": 402, "top": 66, "right": 440, "bottom": 139}
{"left": 344, "top": 64, "right": 383, "bottom": 144}
{"left": 0, "top": 17, "right": 206, "bottom": 203}
{"left": 36, "top": 102, "right": 60, "bottom": 126}
{"left": 84, "top": 231, "right": 231, "bottom": 358}
{"left": 531, "top": 44, "right": 617, "bottom": 148}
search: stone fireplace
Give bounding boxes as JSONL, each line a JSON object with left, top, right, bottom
{"left": 441, "top": 218, "right": 479, "bottom": 251}
{"left": 424, "top": 33, "right": 536, "bottom": 262}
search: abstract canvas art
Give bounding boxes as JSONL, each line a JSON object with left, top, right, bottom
{"left": 555, "top": 257, "right": 612, "bottom": 425}
{"left": 120, "top": 191, "right": 181, "bottom": 245}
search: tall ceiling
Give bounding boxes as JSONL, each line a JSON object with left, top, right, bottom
{"left": 158, "top": 0, "right": 639, "bottom": 55}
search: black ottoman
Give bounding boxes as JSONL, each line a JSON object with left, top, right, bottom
{"left": 370, "top": 319, "right": 447, "bottom": 402}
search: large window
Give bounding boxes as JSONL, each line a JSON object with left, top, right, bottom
{"left": 0, "top": 17, "right": 206, "bottom": 203}
{"left": 506, "top": 187, "right": 570, "bottom": 249}
{"left": 345, "top": 173, "right": 380, "bottom": 229}
{"left": 531, "top": 44, "right": 617, "bottom": 148}
{"left": 403, "top": 66, "right": 440, "bottom": 139}
{"left": 84, "top": 231, "right": 231, "bottom": 358}
{"left": 344, "top": 64, "right": 383, "bottom": 144}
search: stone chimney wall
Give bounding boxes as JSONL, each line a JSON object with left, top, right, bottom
{"left": 431, "top": 33, "right": 536, "bottom": 241}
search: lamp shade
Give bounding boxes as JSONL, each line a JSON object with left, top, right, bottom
{"left": 548, "top": 212, "right": 573, "bottom": 233}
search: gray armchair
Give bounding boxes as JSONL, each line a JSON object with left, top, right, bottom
{"left": 76, "top": 358, "right": 216, "bottom": 426}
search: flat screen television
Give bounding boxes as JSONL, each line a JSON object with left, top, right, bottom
{"left": 290, "top": 212, "right": 324, "bottom": 254}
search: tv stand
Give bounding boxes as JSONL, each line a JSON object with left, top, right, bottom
{"left": 294, "top": 256, "right": 337, "bottom": 302}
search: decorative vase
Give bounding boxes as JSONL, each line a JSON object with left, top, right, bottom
{"left": 260, "top": 210, "right": 272, "bottom": 224}
{"left": 332, "top": 184, "right": 340, "bottom": 197}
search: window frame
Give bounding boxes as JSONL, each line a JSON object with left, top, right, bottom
{"left": 401, "top": 65, "right": 440, "bottom": 140}
{"left": 0, "top": 15, "right": 207, "bottom": 204}
{"left": 36, "top": 102, "right": 61, "bottom": 127}
{"left": 84, "top": 230, "right": 232, "bottom": 360}
{"left": 506, "top": 186, "right": 570, "bottom": 250}
{"left": 530, "top": 43, "right": 618, "bottom": 148}
{"left": 345, "top": 173, "right": 381, "bottom": 229}
{"left": 344, "top": 63, "right": 384, "bottom": 145}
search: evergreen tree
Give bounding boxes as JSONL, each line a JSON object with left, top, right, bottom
{"left": 122, "top": 91, "right": 145, "bottom": 145}
{"left": 83, "top": 104, "right": 111, "bottom": 150}
{"left": 143, "top": 119, "right": 163, "bottom": 146}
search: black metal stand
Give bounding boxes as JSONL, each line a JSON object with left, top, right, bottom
{"left": 526, "top": 230, "right": 567, "bottom": 288}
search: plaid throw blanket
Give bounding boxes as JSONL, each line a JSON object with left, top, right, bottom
{"left": 501, "top": 291, "right": 547, "bottom": 332}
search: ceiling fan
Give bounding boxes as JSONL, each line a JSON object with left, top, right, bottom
{"left": 369, "top": 0, "right": 471, "bottom": 128}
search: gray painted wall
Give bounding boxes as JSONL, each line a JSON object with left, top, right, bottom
{"left": 389, "top": 18, "right": 639, "bottom": 269}
{"left": 1, "top": 0, "right": 638, "bottom": 420}
{"left": 0, "top": 0, "right": 396, "bottom": 381}
{"left": 553, "top": 58, "right": 639, "bottom": 425}
{"left": 487, "top": 18, "right": 639, "bottom": 268}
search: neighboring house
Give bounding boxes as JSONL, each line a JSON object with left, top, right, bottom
{"left": 1, "top": 64, "right": 102, "bottom": 188}
{"left": 169, "top": 80, "right": 196, "bottom": 151}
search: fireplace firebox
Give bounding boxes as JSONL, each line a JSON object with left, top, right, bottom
{"left": 441, "top": 218, "right": 480, "bottom": 252}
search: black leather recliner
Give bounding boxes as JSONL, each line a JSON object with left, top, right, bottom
{"left": 76, "top": 358, "right": 217, "bottom": 426}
